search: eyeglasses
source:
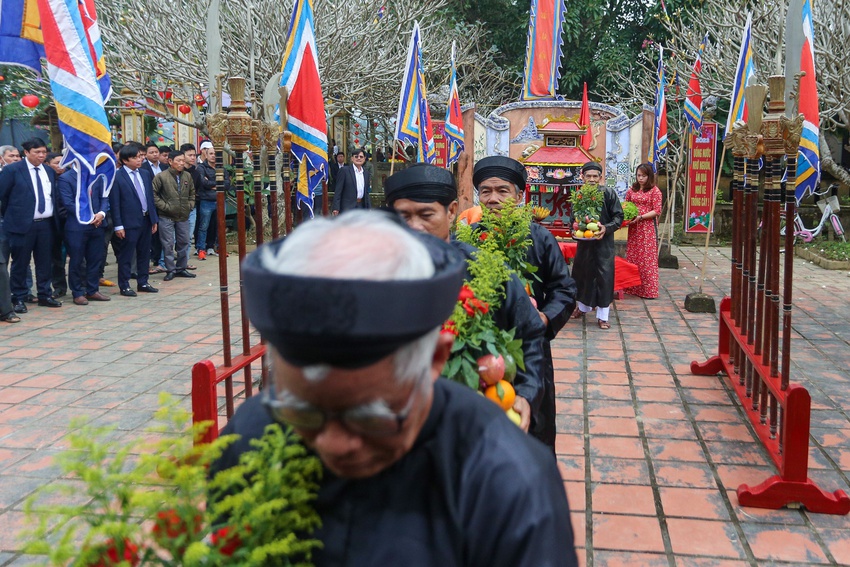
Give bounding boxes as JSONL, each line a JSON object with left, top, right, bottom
{"left": 262, "top": 381, "right": 418, "bottom": 437}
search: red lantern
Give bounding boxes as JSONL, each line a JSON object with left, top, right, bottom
{"left": 354, "top": 138, "right": 360, "bottom": 144}
{"left": 194, "top": 94, "right": 205, "bottom": 106}
{"left": 178, "top": 104, "right": 191, "bottom": 114}
{"left": 158, "top": 136, "right": 164, "bottom": 142}
{"left": 0, "top": 75, "right": 5, "bottom": 81}
{"left": 373, "top": 121, "right": 379, "bottom": 127}
{"left": 21, "top": 94, "right": 39, "bottom": 108}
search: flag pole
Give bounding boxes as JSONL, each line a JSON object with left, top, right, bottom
{"left": 697, "top": 142, "right": 727, "bottom": 293}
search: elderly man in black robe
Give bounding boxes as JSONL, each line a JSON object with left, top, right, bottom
{"left": 471, "top": 156, "right": 577, "bottom": 449}
{"left": 215, "top": 211, "right": 577, "bottom": 566}
{"left": 384, "top": 163, "right": 547, "bottom": 436}
{"left": 571, "top": 161, "right": 623, "bottom": 330}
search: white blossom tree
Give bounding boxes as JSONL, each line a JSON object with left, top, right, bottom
{"left": 97, "top": 0, "right": 514, "bottom": 129}
{"left": 604, "top": 1, "right": 850, "bottom": 184}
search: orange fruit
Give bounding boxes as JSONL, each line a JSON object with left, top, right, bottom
{"left": 584, "top": 230, "right": 594, "bottom": 238}
{"left": 484, "top": 380, "right": 516, "bottom": 411}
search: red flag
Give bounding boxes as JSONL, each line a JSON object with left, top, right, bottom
{"left": 579, "top": 82, "right": 592, "bottom": 149}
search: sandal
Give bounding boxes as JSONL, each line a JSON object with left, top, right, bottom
{"left": 1, "top": 312, "right": 21, "bottom": 323}
{"left": 571, "top": 307, "right": 585, "bottom": 319}
{"left": 597, "top": 320, "right": 610, "bottom": 330}
{"left": 186, "top": 265, "right": 197, "bottom": 270}
{"left": 149, "top": 266, "right": 166, "bottom": 274}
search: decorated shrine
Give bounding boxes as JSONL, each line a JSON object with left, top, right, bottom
{"left": 521, "top": 116, "right": 595, "bottom": 237}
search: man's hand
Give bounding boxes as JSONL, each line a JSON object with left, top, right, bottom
{"left": 332, "top": 210, "right": 339, "bottom": 216}
{"left": 538, "top": 311, "right": 549, "bottom": 327}
{"left": 596, "top": 224, "right": 607, "bottom": 238}
{"left": 115, "top": 229, "right": 125, "bottom": 239}
{"left": 91, "top": 212, "right": 104, "bottom": 227}
{"left": 513, "top": 396, "right": 531, "bottom": 432}
{"left": 152, "top": 223, "right": 158, "bottom": 235}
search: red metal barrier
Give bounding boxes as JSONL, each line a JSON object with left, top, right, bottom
{"left": 192, "top": 344, "right": 266, "bottom": 444}
{"left": 692, "top": 298, "right": 849, "bottom": 514}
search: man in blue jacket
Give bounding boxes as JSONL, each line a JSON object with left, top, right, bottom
{"left": 0, "top": 138, "right": 61, "bottom": 312}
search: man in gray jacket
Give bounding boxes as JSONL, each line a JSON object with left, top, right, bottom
{"left": 153, "top": 150, "right": 197, "bottom": 281}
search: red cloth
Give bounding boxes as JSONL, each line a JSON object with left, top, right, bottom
{"left": 558, "top": 241, "right": 641, "bottom": 291}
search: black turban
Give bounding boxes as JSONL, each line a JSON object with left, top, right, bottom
{"left": 472, "top": 156, "right": 527, "bottom": 189}
{"left": 384, "top": 163, "right": 457, "bottom": 206}
{"left": 581, "top": 161, "right": 603, "bottom": 174}
{"left": 242, "top": 218, "right": 466, "bottom": 369}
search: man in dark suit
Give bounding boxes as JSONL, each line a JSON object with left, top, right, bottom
{"left": 332, "top": 147, "right": 371, "bottom": 215}
{"left": 57, "top": 166, "right": 111, "bottom": 305}
{"left": 0, "top": 138, "right": 61, "bottom": 312}
{"left": 109, "top": 142, "right": 159, "bottom": 297}
{"left": 140, "top": 143, "right": 163, "bottom": 177}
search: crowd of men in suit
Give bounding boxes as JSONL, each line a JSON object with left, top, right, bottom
{"left": 0, "top": 137, "right": 222, "bottom": 323}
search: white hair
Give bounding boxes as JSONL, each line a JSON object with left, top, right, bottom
{"left": 262, "top": 211, "right": 440, "bottom": 387}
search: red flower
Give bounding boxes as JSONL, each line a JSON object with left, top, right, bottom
{"left": 479, "top": 232, "right": 488, "bottom": 241}
{"left": 212, "top": 526, "right": 244, "bottom": 557}
{"left": 86, "top": 539, "right": 140, "bottom": 567}
{"left": 441, "top": 322, "right": 459, "bottom": 336}
{"left": 507, "top": 238, "right": 516, "bottom": 247}
{"left": 458, "top": 284, "right": 475, "bottom": 302}
{"left": 152, "top": 509, "right": 202, "bottom": 541}
{"left": 462, "top": 301, "right": 476, "bottom": 317}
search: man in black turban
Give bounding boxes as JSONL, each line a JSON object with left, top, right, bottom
{"left": 571, "top": 161, "right": 623, "bottom": 329}
{"left": 385, "top": 163, "right": 547, "bottom": 434}
{"left": 466, "top": 156, "right": 577, "bottom": 449}
{"left": 214, "top": 210, "right": 577, "bottom": 566}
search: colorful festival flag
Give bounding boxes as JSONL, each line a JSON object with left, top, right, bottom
{"left": 579, "top": 82, "right": 592, "bottom": 149}
{"left": 684, "top": 34, "right": 708, "bottom": 134}
{"left": 725, "top": 13, "right": 755, "bottom": 140}
{"left": 0, "top": 0, "right": 117, "bottom": 225}
{"left": 0, "top": 0, "right": 45, "bottom": 73}
{"left": 394, "top": 22, "right": 435, "bottom": 164}
{"left": 796, "top": 0, "right": 819, "bottom": 202}
{"left": 520, "top": 0, "right": 566, "bottom": 100}
{"left": 444, "top": 42, "right": 464, "bottom": 167}
{"left": 277, "top": 0, "right": 328, "bottom": 217}
{"left": 648, "top": 46, "right": 668, "bottom": 170}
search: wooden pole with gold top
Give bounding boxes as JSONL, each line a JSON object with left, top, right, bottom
{"left": 225, "top": 77, "right": 255, "bottom": 400}
{"left": 278, "top": 86, "right": 293, "bottom": 234}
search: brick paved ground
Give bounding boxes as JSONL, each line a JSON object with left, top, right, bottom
{"left": 1, "top": 245, "right": 850, "bottom": 565}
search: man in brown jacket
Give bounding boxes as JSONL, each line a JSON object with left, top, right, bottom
{"left": 153, "top": 150, "right": 196, "bottom": 281}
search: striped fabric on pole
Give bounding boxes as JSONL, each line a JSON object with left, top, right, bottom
{"left": 444, "top": 42, "right": 464, "bottom": 167}
{"left": 725, "top": 13, "right": 755, "bottom": 141}
{"left": 684, "top": 34, "right": 708, "bottom": 134}
{"left": 277, "top": 0, "right": 328, "bottom": 217}
{"left": 520, "top": 0, "right": 566, "bottom": 100}
{"left": 394, "top": 22, "right": 435, "bottom": 164}
{"left": 795, "top": 0, "right": 820, "bottom": 203}
{"left": 37, "top": 0, "right": 116, "bottom": 224}
{"left": 648, "top": 46, "right": 667, "bottom": 171}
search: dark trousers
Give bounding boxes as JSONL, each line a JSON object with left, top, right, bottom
{"left": 150, "top": 226, "right": 163, "bottom": 267}
{"left": 8, "top": 220, "right": 54, "bottom": 302}
{"left": 530, "top": 341, "right": 556, "bottom": 450}
{"left": 51, "top": 223, "right": 67, "bottom": 294}
{"left": 66, "top": 227, "right": 105, "bottom": 297}
{"left": 116, "top": 219, "right": 152, "bottom": 290}
{"left": 0, "top": 234, "right": 12, "bottom": 316}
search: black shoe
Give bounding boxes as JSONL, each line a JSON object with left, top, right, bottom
{"left": 13, "top": 301, "right": 27, "bottom": 314}
{"left": 137, "top": 284, "right": 159, "bottom": 293}
{"left": 130, "top": 273, "right": 138, "bottom": 279}
{"left": 119, "top": 288, "right": 137, "bottom": 297}
{"left": 25, "top": 294, "right": 38, "bottom": 304}
{"left": 52, "top": 289, "right": 67, "bottom": 299}
{"left": 38, "top": 297, "right": 62, "bottom": 308}
{"left": 163, "top": 272, "right": 175, "bottom": 282}
{"left": 174, "top": 270, "right": 196, "bottom": 278}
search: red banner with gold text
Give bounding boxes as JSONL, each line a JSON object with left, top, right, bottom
{"left": 685, "top": 122, "right": 717, "bottom": 233}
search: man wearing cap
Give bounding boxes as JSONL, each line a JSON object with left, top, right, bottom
{"left": 385, "top": 163, "right": 547, "bottom": 436}
{"left": 193, "top": 140, "right": 218, "bottom": 260}
{"left": 215, "top": 211, "right": 577, "bottom": 566}
{"left": 571, "top": 161, "right": 623, "bottom": 330}
{"left": 471, "top": 156, "right": 577, "bottom": 448}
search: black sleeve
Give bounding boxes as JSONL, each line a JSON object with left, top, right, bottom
{"left": 530, "top": 225, "right": 577, "bottom": 339}
{"left": 605, "top": 189, "right": 624, "bottom": 232}
{"left": 496, "top": 273, "right": 547, "bottom": 417}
